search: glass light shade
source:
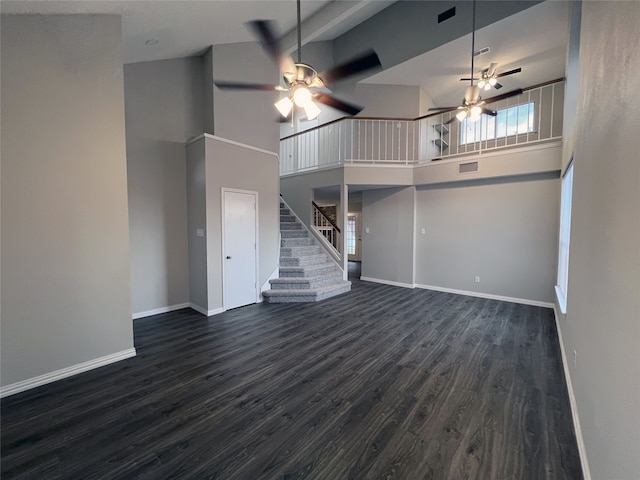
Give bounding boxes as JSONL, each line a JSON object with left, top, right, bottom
{"left": 470, "top": 105, "right": 482, "bottom": 116}
{"left": 274, "top": 96, "right": 293, "bottom": 117}
{"left": 484, "top": 83, "right": 491, "bottom": 91}
{"left": 293, "top": 87, "right": 313, "bottom": 107}
{"left": 303, "top": 101, "right": 321, "bottom": 120}
{"left": 478, "top": 80, "right": 486, "bottom": 89}
{"left": 456, "top": 109, "right": 468, "bottom": 121}
{"left": 489, "top": 77, "right": 497, "bottom": 86}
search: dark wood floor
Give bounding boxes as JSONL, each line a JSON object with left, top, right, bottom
{"left": 1, "top": 278, "right": 582, "bottom": 479}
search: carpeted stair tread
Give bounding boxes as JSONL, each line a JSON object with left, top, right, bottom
{"left": 280, "top": 253, "right": 328, "bottom": 267}
{"left": 279, "top": 263, "right": 337, "bottom": 277}
{"left": 263, "top": 281, "right": 352, "bottom": 302}
{"left": 266, "top": 199, "right": 351, "bottom": 303}
{"left": 269, "top": 271, "right": 343, "bottom": 289}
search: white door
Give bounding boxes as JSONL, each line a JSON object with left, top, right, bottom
{"left": 347, "top": 213, "right": 362, "bottom": 262}
{"left": 223, "top": 190, "right": 258, "bottom": 310}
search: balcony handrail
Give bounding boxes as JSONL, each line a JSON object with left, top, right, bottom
{"left": 280, "top": 78, "right": 566, "bottom": 142}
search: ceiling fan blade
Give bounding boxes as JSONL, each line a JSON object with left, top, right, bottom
{"left": 459, "top": 78, "right": 479, "bottom": 82}
{"left": 496, "top": 67, "right": 522, "bottom": 78}
{"left": 484, "top": 88, "right": 523, "bottom": 104}
{"left": 444, "top": 116, "right": 458, "bottom": 125}
{"left": 247, "top": 20, "right": 296, "bottom": 75}
{"left": 428, "top": 106, "right": 458, "bottom": 111}
{"left": 314, "top": 93, "right": 363, "bottom": 116}
{"left": 214, "top": 81, "right": 284, "bottom": 91}
{"left": 318, "top": 50, "right": 381, "bottom": 85}
{"left": 493, "top": 82, "right": 503, "bottom": 90}
{"left": 481, "top": 107, "right": 497, "bottom": 116}
{"left": 487, "top": 62, "right": 499, "bottom": 77}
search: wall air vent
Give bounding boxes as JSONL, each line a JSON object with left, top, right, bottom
{"left": 438, "top": 7, "right": 456, "bottom": 24}
{"left": 459, "top": 161, "right": 479, "bottom": 174}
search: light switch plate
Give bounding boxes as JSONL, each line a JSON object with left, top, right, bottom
{"left": 196, "top": 228, "right": 204, "bottom": 237}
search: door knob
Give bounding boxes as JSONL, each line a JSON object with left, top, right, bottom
{"left": 226, "top": 256, "right": 231, "bottom": 259}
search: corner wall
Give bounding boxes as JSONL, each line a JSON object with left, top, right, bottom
{"left": 557, "top": 2, "right": 640, "bottom": 477}
{"left": 1, "top": 15, "right": 134, "bottom": 389}
{"left": 124, "top": 58, "right": 204, "bottom": 317}
{"left": 361, "top": 187, "right": 416, "bottom": 286}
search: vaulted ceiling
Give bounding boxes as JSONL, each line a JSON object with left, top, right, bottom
{"left": 1, "top": 0, "right": 568, "bottom": 108}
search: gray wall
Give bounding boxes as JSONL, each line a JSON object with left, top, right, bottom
{"left": 1, "top": 15, "right": 134, "bottom": 387}
{"left": 332, "top": 1, "right": 541, "bottom": 75}
{"left": 212, "top": 42, "right": 280, "bottom": 153}
{"left": 557, "top": 1, "right": 640, "bottom": 477}
{"left": 416, "top": 173, "right": 560, "bottom": 303}
{"left": 124, "top": 58, "right": 204, "bottom": 316}
{"left": 186, "top": 136, "right": 280, "bottom": 312}
{"left": 361, "top": 187, "right": 416, "bottom": 285}
{"left": 186, "top": 140, "right": 208, "bottom": 312}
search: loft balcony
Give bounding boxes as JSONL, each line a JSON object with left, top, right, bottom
{"left": 279, "top": 79, "right": 564, "bottom": 177}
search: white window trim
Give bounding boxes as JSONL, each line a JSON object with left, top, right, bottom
{"left": 460, "top": 102, "right": 536, "bottom": 146}
{"left": 555, "top": 162, "right": 574, "bottom": 313}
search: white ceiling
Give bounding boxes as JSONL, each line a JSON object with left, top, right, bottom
{"left": 0, "top": 0, "right": 393, "bottom": 64}
{"left": 363, "top": 0, "right": 569, "bottom": 108}
{"left": 1, "top": 0, "right": 569, "bottom": 106}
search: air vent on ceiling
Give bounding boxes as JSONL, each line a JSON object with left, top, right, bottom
{"left": 459, "top": 161, "right": 479, "bottom": 174}
{"left": 438, "top": 7, "right": 456, "bottom": 24}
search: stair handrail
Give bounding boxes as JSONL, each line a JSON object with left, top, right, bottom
{"left": 280, "top": 197, "right": 343, "bottom": 266}
{"left": 311, "top": 201, "right": 341, "bottom": 233}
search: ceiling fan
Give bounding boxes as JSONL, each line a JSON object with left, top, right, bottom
{"left": 429, "top": 0, "right": 523, "bottom": 123}
{"left": 460, "top": 62, "right": 522, "bottom": 91}
{"left": 213, "top": 0, "right": 382, "bottom": 121}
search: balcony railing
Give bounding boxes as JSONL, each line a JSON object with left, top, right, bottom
{"left": 279, "top": 79, "right": 564, "bottom": 176}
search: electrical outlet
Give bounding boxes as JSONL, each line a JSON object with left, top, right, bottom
{"left": 474, "top": 276, "right": 480, "bottom": 283}
{"left": 196, "top": 228, "right": 204, "bottom": 238}
{"left": 421, "top": 228, "right": 426, "bottom": 235}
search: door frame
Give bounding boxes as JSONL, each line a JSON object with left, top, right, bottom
{"left": 347, "top": 212, "right": 362, "bottom": 262}
{"left": 221, "top": 188, "right": 259, "bottom": 311}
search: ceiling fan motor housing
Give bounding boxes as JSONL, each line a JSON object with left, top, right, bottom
{"left": 284, "top": 64, "right": 323, "bottom": 88}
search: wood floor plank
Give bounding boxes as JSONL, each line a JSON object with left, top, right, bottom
{"left": 1, "top": 278, "right": 583, "bottom": 479}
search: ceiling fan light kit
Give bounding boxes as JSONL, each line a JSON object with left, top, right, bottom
{"left": 213, "top": 0, "right": 381, "bottom": 123}
{"left": 428, "top": 0, "right": 524, "bottom": 124}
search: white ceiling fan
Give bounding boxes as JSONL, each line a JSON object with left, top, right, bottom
{"left": 460, "top": 62, "right": 522, "bottom": 91}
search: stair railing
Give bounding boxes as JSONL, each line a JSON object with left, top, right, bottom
{"left": 312, "top": 201, "right": 341, "bottom": 253}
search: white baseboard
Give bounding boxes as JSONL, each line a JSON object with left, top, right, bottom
{"left": 132, "top": 302, "right": 190, "bottom": 320}
{"left": 552, "top": 307, "right": 592, "bottom": 480}
{"left": 360, "top": 276, "right": 416, "bottom": 289}
{"left": 189, "top": 303, "right": 224, "bottom": 317}
{"left": 415, "top": 283, "right": 554, "bottom": 308}
{"left": 0, "top": 348, "right": 137, "bottom": 398}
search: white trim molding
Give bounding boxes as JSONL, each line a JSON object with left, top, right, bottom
{"left": 186, "top": 133, "right": 278, "bottom": 158}
{"left": 189, "top": 303, "right": 224, "bottom": 317}
{"left": 360, "top": 276, "right": 416, "bottom": 289}
{"left": 415, "top": 284, "right": 555, "bottom": 308}
{"left": 552, "top": 306, "right": 592, "bottom": 480}
{"left": 0, "top": 348, "right": 137, "bottom": 398}
{"left": 132, "top": 303, "right": 190, "bottom": 320}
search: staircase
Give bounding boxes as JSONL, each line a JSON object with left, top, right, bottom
{"left": 262, "top": 201, "right": 351, "bottom": 303}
